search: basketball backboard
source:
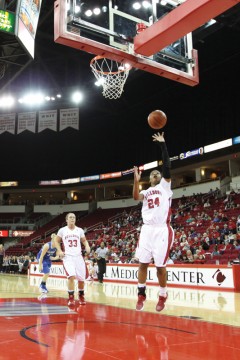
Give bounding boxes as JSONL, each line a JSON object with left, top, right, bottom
{"left": 54, "top": 0, "right": 199, "bottom": 87}
{"left": 54, "top": 0, "right": 240, "bottom": 89}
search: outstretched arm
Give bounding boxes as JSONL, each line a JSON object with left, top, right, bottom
{"left": 133, "top": 166, "right": 144, "bottom": 201}
{"left": 152, "top": 132, "right": 171, "bottom": 182}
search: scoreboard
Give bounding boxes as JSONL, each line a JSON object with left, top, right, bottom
{"left": 0, "top": 230, "right": 9, "bottom": 237}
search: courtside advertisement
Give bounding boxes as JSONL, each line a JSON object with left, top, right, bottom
{"left": 30, "top": 263, "right": 237, "bottom": 290}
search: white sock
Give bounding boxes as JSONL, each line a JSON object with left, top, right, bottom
{"left": 138, "top": 283, "right": 146, "bottom": 288}
{"left": 159, "top": 286, "right": 167, "bottom": 297}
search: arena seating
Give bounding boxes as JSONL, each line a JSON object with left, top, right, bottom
{"left": 3, "top": 192, "right": 240, "bottom": 266}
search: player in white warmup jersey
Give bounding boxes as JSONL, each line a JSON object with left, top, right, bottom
{"left": 55, "top": 213, "right": 90, "bottom": 308}
{"left": 133, "top": 132, "right": 174, "bottom": 312}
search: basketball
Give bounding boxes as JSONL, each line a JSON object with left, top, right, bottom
{"left": 148, "top": 110, "right": 167, "bottom": 129}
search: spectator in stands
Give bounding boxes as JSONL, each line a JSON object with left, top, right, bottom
{"left": 213, "top": 212, "right": 221, "bottom": 223}
{"left": 201, "top": 233, "right": 210, "bottom": 251}
{"left": 95, "top": 241, "right": 108, "bottom": 283}
{"left": 17, "top": 255, "right": 25, "bottom": 272}
{"left": 202, "top": 212, "right": 212, "bottom": 221}
{"left": 193, "top": 202, "right": 201, "bottom": 211}
{"left": 228, "top": 231, "right": 236, "bottom": 244}
{"left": 186, "top": 214, "right": 196, "bottom": 225}
{"left": 133, "top": 132, "right": 173, "bottom": 312}
{"left": 197, "top": 245, "right": 206, "bottom": 256}
{"left": 9, "top": 256, "right": 19, "bottom": 273}
{"left": 215, "top": 187, "right": 220, "bottom": 198}
{"left": 179, "top": 231, "right": 187, "bottom": 241}
{"left": 85, "top": 258, "right": 97, "bottom": 281}
{"left": 186, "top": 250, "right": 194, "bottom": 263}
{"left": 220, "top": 213, "right": 229, "bottom": 222}
{"left": 180, "top": 253, "right": 188, "bottom": 263}
{"left": 55, "top": 212, "right": 90, "bottom": 309}
{"left": 225, "top": 199, "right": 235, "bottom": 210}
{"left": 189, "top": 227, "right": 198, "bottom": 238}
{"left": 196, "top": 253, "right": 205, "bottom": 264}
{"left": 2, "top": 256, "right": 10, "bottom": 273}
{"left": 129, "top": 257, "right": 139, "bottom": 264}
{"left": 37, "top": 233, "right": 59, "bottom": 293}
{"left": 111, "top": 255, "right": 122, "bottom": 263}
{"left": 169, "top": 249, "right": 177, "bottom": 261}
{"left": 218, "top": 243, "right": 226, "bottom": 255}
{"left": 212, "top": 245, "right": 220, "bottom": 257}
{"left": 0, "top": 244, "right": 5, "bottom": 273}
{"left": 233, "top": 240, "right": 240, "bottom": 251}
{"left": 180, "top": 235, "right": 189, "bottom": 249}
{"left": 203, "top": 199, "right": 211, "bottom": 208}
{"left": 237, "top": 215, "right": 240, "bottom": 233}
{"left": 209, "top": 225, "right": 221, "bottom": 244}
{"left": 221, "top": 224, "right": 230, "bottom": 240}
{"left": 229, "top": 217, "right": 237, "bottom": 234}
{"left": 20, "top": 255, "right": 30, "bottom": 274}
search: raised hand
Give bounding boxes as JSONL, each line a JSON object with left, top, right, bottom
{"left": 152, "top": 132, "right": 165, "bottom": 142}
{"left": 133, "top": 166, "right": 142, "bottom": 182}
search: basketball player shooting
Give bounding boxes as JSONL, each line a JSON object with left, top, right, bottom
{"left": 133, "top": 132, "right": 174, "bottom": 312}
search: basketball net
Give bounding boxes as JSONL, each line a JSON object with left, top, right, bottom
{"left": 90, "top": 56, "right": 131, "bottom": 100}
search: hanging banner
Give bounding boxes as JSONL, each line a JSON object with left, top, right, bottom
{"left": 17, "top": 112, "right": 36, "bottom": 134}
{"left": 38, "top": 110, "right": 57, "bottom": 132}
{"left": 59, "top": 108, "right": 79, "bottom": 131}
{"left": 0, "top": 113, "right": 16, "bottom": 134}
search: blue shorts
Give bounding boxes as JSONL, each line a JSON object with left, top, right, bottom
{"left": 40, "top": 261, "right": 52, "bottom": 274}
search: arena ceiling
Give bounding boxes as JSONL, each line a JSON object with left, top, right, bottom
{"left": 0, "top": 0, "right": 240, "bottom": 182}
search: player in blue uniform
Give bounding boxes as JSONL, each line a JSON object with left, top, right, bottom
{"left": 37, "top": 233, "right": 59, "bottom": 293}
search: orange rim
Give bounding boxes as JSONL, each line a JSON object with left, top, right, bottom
{"left": 90, "top": 55, "right": 132, "bottom": 75}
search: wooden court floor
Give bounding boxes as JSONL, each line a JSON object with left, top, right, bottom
{"left": 0, "top": 274, "right": 240, "bottom": 360}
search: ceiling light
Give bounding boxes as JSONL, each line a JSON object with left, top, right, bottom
{"left": 0, "top": 96, "right": 15, "bottom": 107}
{"left": 102, "top": 6, "right": 108, "bottom": 13}
{"left": 133, "top": 2, "right": 141, "bottom": 10}
{"left": 93, "top": 8, "right": 101, "bottom": 15}
{"left": 74, "top": 5, "right": 81, "bottom": 14}
{"left": 142, "top": 1, "right": 151, "bottom": 9}
{"left": 72, "top": 91, "right": 83, "bottom": 103}
{"left": 19, "top": 93, "right": 44, "bottom": 105}
{"left": 85, "top": 10, "right": 92, "bottom": 17}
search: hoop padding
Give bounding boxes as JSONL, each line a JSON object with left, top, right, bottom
{"left": 90, "top": 56, "right": 131, "bottom": 99}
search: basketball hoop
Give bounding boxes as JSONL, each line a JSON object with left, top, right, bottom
{"left": 90, "top": 56, "right": 132, "bottom": 100}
